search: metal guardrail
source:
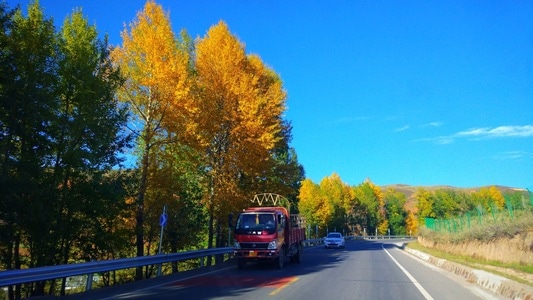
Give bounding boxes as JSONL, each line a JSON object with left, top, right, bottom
{"left": 306, "top": 235, "right": 415, "bottom": 242}
{"left": 360, "top": 235, "right": 415, "bottom": 240}
{"left": 302, "top": 238, "right": 324, "bottom": 246}
{"left": 0, "top": 239, "right": 321, "bottom": 289}
{"left": 0, "top": 247, "right": 233, "bottom": 288}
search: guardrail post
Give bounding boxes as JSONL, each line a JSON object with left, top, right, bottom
{"left": 85, "top": 273, "right": 93, "bottom": 291}
{"left": 157, "top": 263, "right": 162, "bottom": 277}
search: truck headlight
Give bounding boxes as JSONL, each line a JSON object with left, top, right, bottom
{"left": 234, "top": 241, "right": 241, "bottom": 249}
{"left": 267, "top": 240, "right": 277, "bottom": 250}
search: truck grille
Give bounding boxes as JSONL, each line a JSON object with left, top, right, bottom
{"left": 240, "top": 242, "right": 269, "bottom": 250}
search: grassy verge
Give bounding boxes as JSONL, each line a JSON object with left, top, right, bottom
{"left": 407, "top": 240, "right": 533, "bottom": 287}
{"left": 420, "top": 210, "right": 533, "bottom": 244}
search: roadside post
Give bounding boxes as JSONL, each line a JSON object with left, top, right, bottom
{"left": 157, "top": 205, "right": 167, "bottom": 276}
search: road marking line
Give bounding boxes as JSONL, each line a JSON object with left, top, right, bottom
{"left": 382, "top": 245, "right": 434, "bottom": 300}
{"left": 269, "top": 276, "right": 299, "bottom": 296}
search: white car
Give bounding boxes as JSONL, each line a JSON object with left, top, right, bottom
{"left": 324, "top": 232, "right": 345, "bottom": 248}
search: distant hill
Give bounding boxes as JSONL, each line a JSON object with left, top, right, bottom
{"left": 380, "top": 184, "right": 527, "bottom": 213}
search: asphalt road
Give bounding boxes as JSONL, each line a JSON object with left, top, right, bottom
{"left": 69, "top": 239, "right": 504, "bottom": 300}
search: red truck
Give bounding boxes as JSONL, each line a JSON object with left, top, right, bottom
{"left": 232, "top": 206, "right": 306, "bottom": 269}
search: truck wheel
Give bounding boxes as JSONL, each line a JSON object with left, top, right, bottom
{"left": 237, "top": 258, "right": 247, "bottom": 269}
{"left": 290, "top": 244, "right": 303, "bottom": 263}
{"left": 276, "top": 247, "right": 285, "bottom": 269}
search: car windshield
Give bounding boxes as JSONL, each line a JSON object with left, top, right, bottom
{"left": 235, "top": 213, "right": 276, "bottom": 234}
{"left": 327, "top": 233, "right": 341, "bottom": 238}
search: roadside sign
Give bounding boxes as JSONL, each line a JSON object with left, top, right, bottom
{"left": 159, "top": 213, "right": 167, "bottom": 227}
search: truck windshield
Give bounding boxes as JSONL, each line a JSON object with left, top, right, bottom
{"left": 235, "top": 213, "right": 276, "bottom": 233}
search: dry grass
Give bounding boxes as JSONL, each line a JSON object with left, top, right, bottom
{"left": 407, "top": 241, "right": 533, "bottom": 287}
{"left": 412, "top": 210, "right": 533, "bottom": 286}
{"left": 419, "top": 210, "right": 533, "bottom": 244}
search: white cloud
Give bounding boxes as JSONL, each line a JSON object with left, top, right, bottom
{"left": 457, "top": 125, "right": 533, "bottom": 138}
{"left": 435, "top": 137, "right": 454, "bottom": 145}
{"left": 423, "top": 122, "right": 442, "bottom": 127}
{"left": 394, "top": 125, "right": 410, "bottom": 132}
{"left": 492, "top": 151, "right": 532, "bottom": 160}
{"left": 422, "top": 125, "right": 533, "bottom": 145}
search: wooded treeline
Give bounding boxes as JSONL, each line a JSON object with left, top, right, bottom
{"left": 298, "top": 173, "right": 527, "bottom": 239}
{"left": 0, "top": 1, "right": 303, "bottom": 297}
{"left": 299, "top": 175, "right": 413, "bottom": 238}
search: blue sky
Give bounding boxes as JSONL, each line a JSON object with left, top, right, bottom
{"left": 9, "top": 0, "right": 533, "bottom": 189}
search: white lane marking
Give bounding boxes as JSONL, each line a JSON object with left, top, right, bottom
{"left": 382, "top": 244, "right": 434, "bottom": 300}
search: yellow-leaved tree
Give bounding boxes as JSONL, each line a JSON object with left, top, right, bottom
{"left": 489, "top": 186, "right": 505, "bottom": 209}
{"left": 415, "top": 187, "right": 435, "bottom": 227}
{"left": 192, "top": 21, "right": 286, "bottom": 258}
{"left": 475, "top": 186, "right": 505, "bottom": 211}
{"left": 405, "top": 211, "right": 418, "bottom": 235}
{"left": 112, "top": 0, "right": 191, "bottom": 279}
{"left": 298, "top": 179, "right": 325, "bottom": 238}
{"left": 319, "top": 173, "right": 352, "bottom": 233}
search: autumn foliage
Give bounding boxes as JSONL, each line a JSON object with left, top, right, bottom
{"left": 297, "top": 173, "right": 519, "bottom": 238}
{"left": 111, "top": 1, "right": 300, "bottom": 269}
{"left": 298, "top": 175, "right": 402, "bottom": 237}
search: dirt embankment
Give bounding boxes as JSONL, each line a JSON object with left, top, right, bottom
{"left": 418, "top": 231, "right": 533, "bottom": 265}
{"left": 418, "top": 231, "right": 533, "bottom": 285}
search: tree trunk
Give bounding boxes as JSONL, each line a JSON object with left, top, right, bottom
{"left": 135, "top": 147, "right": 150, "bottom": 280}
{"left": 206, "top": 211, "right": 214, "bottom": 266}
{"left": 215, "top": 220, "right": 223, "bottom": 264}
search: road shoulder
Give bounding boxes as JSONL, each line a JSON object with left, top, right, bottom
{"left": 398, "top": 243, "right": 533, "bottom": 300}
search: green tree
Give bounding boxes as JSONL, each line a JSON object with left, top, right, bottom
{"left": 0, "top": 3, "right": 22, "bottom": 300}
{"left": 0, "top": 2, "right": 130, "bottom": 297}
{"left": 384, "top": 188, "right": 407, "bottom": 235}
{"left": 144, "top": 139, "right": 207, "bottom": 260}
{"left": 50, "top": 9, "right": 130, "bottom": 294}
{"left": 353, "top": 180, "right": 382, "bottom": 235}
{"left": 0, "top": 2, "right": 59, "bottom": 296}
{"left": 454, "top": 190, "right": 476, "bottom": 214}
{"left": 504, "top": 190, "right": 530, "bottom": 210}
{"left": 432, "top": 189, "right": 461, "bottom": 218}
